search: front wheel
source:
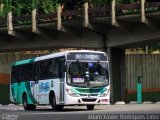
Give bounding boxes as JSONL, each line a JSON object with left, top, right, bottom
{"left": 87, "top": 105, "right": 94, "bottom": 110}
{"left": 56, "top": 105, "right": 64, "bottom": 111}
{"left": 49, "top": 92, "right": 63, "bottom": 111}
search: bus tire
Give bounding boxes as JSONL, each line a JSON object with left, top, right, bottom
{"left": 23, "top": 93, "right": 30, "bottom": 110}
{"left": 29, "top": 104, "right": 36, "bottom": 110}
{"left": 49, "top": 92, "right": 59, "bottom": 111}
{"left": 23, "top": 93, "right": 36, "bottom": 110}
{"left": 86, "top": 105, "right": 94, "bottom": 110}
{"left": 56, "top": 105, "right": 64, "bottom": 111}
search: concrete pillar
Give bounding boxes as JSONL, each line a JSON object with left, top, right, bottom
{"left": 111, "top": 0, "right": 116, "bottom": 25}
{"left": 141, "top": 0, "right": 146, "bottom": 23}
{"left": 57, "top": 5, "right": 62, "bottom": 31}
{"left": 83, "top": 2, "right": 89, "bottom": 28}
{"left": 7, "top": 12, "right": 13, "bottom": 34}
{"left": 104, "top": 47, "right": 125, "bottom": 104}
{"left": 32, "top": 9, "right": 37, "bottom": 32}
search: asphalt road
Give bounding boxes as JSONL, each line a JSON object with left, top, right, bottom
{"left": 0, "top": 103, "right": 160, "bottom": 120}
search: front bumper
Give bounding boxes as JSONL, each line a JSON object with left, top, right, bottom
{"left": 64, "top": 94, "right": 110, "bottom": 105}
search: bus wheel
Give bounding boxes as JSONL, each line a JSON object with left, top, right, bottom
{"left": 49, "top": 92, "right": 58, "bottom": 111}
{"left": 29, "top": 104, "right": 36, "bottom": 110}
{"left": 23, "top": 94, "right": 36, "bottom": 110}
{"left": 23, "top": 93, "right": 30, "bottom": 110}
{"left": 86, "top": 105, "right": 94, "bottom": 110}
{"left": 56, "top": 105, "right": 64, "bottom": 111}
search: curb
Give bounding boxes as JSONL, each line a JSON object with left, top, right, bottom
{"left": 156, "top": 102, "right": 160, "bottom": 104}
{"left": 143, "top": 101, "right": 153, "bottom": 104}
{"left": 115, "top": 101, "right": 125, "bottom": 105}
{"left": 8, "top": 104, "right": 15, "bottom": 106}
{"left": 129, "top": 101, "right": 137, "bottom": 104}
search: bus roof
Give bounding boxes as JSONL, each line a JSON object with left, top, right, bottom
{"left": 12, "top": 58, "right": 35, "bottom": 66}
{"left": 12, "top": 50, "right": 106, "bottom": 66}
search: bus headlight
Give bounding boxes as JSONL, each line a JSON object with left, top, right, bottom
{"left": 66, "top": 89, "right": 79, "bottom": 97}
{"left": 99, "top": 89, "right": 110, "bottom": 97}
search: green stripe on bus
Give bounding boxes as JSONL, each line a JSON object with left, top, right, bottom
{"left": 11, "top": 83, "right": 17, "bottom": 103}
{"left": 25, "top": 82, "right": 37, "bottom": 104}
{"left": 73, "top": 87, "right": 105, "bottom": 94}
{"left": 12, "top": 58, "right": 35, "bottom": 66}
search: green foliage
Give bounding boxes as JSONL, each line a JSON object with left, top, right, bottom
{"left": 13, "top": 0, "right": 32, "bottom": 16}
{"left": 0, "top": 0, "right": 13, "bottom": 16}
{"left": 0, "top": 0, "right": 152, "bottom": 17}
{"left": 0, "top": 0, "right": 60, "bottom": 16}
{"left": 39, "top": 0, "right": 59, "bottom": 14}
{"left": 91, "top": 0, "right": 110, "bottom": 7}
{"left": 116, "top": 0, "right": 137, "bottom": 4}
{"left": 90, "top": 0, "right": 137, "bottom": 7}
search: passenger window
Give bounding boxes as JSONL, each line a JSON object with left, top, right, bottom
{"left": 23, "top": 64, "right": 34, "bottom": 81}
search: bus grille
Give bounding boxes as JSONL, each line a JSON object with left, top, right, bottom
{"left": 79, "top": 94, "right": 98, "bottom": 96}
{"left": 81, "top": 98, "right": 97, "bottom": 102}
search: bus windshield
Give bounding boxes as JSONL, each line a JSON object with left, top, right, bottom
{"left": 67, "top": 61, "right": 109, "bottom": 88}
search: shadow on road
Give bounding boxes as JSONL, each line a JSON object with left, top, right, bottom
{"left": 34, "top": 108, "right": 99, "bottom": 112}
{"left": 29, "top": 106, "right": 101, "bottom": 112}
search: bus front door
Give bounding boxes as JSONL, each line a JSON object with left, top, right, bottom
{"left": 60, "top": 78, "right": 64, "bottom": 103}
{"left": 30, "top": 63, "right": 39, "bottom": 104}
{"left": 59, "top": 59, "right": 65, "bottom": 103}
{"left": 30, "top": 80, "right": 38, "bottom": 104}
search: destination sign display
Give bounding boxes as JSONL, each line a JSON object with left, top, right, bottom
{"left": 67, "top": 52, "right": 107, "bottom": 61}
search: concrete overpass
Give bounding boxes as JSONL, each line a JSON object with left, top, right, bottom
{"left": 0, "top": 0, "right": 160, "bottom": 103}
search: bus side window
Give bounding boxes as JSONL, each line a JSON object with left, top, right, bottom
{"left": 39, "top": 59, "right": 54, "bottom": 79}
{"left": 52, "top": 59, "right": 59, "bottom": 78}
{"left": 39, "top": 61, "right": 48, "bottom": 79}
{"left": 11, "top": 66, "right": 23, "bottom": 83}
{"left": 11, "top": 66, "right": 18, "bottom": 83}
{"left": 18, "top": 66, "right": 23, "bottom": 82}
{"left": 39, "top": 58, "right": 64, "bottom": 79}
{"left": 23, "top": 64, "right": 34, "bottom": 81}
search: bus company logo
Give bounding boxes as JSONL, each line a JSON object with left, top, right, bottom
{"left": 39, "top": 82, "right": 50, "bottom": 93}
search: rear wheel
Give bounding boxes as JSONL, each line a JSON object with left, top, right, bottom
{"left": 23, "top": 93, "right": 36, "bottom": 110}
{"left": 87, "top": 105, "right": 94, "bottom": 110}
{"left": 23, "top": 93, "right": 30, "bottom": 110}
{"left": 29, "top": 104, "right": 36, "bottom": 110}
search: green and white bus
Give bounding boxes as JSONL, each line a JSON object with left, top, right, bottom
{"left": 10, "top": 50, "right": 110, "bottom": 110}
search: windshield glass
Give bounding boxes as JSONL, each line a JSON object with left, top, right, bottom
{"left": 67, "top": 61, "right": 109, "bottom": 88}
